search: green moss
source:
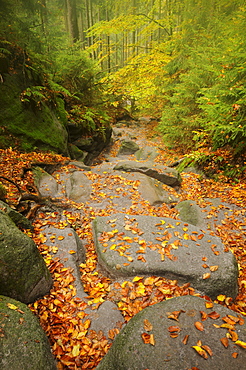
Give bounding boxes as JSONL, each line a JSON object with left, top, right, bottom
{"left": 0, "top": 74, "right": 68, "bottom": 154}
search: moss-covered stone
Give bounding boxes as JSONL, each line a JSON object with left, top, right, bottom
{"left": 0, "top": 201, "right": 33, "bottom": 230}
{"left": 0, "top": 211, "right": 53, "bottom": 303}
{"left": 0, "top": 295, "right": 56, "bottom": 370}
{"left": 0, "top": 73, "right": 68, "bottom": 154}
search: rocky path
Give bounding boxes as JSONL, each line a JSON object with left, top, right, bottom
{"left": 31, "top": 120, "right": 246, "bottom": 369}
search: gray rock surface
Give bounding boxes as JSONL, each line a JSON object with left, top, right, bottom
{"left": 33, "top": 167, "right": 58, "bottom": 198}
{"left": 114, "top": 160, "right": 181, "bottom": 188}
{"left": 65, "top": 170, "right": 92, "bottom": 203}
{"left": 0, "top": 295, "right": 56, "bottom": 370}
{"left": 117, "top": 139, "right": 140, "bottom": 155}
{"left": 93, "top": 214, "right": 238, "bottom": 299}
{"left": 89, "top": 300, "right": 125, "bottom": 339}
{"left": 0, "top": 211, "right": 52, "bottom": 304}
{"left": 176, "top": 200, "right": 206, "bottom": 227}
{"left": 96, "top": 295, "right": 246, "bottom": 370}
{"left": 135, "top": 146, "right": 159, "bottom": 161}
{"left": 42, "top": 225, "right": 86, "bottom": 299}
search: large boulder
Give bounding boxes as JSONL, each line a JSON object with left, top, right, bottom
{"left": 0, "top": 211, "right": 52, "bottom": 304}
{"left": 114, "top": 161, "right": 181, "bottom": 188}
{"left": 93, "top": 214, "right": 238, "bottom": 299}
{"left": 0, "top": 295, "right": 56, "bottom": 370}
{"left": 0, "top": 201, "right": 33, "bottom": 230}
{"left": 0, "top": 72, "right": 68, "bottom": 155}
{"left": 96, "top": 295, "right": 246, "bottom": 370}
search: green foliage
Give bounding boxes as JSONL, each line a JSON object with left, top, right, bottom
{"left": 158, "top": 3, "right": 246, "bottom": 156}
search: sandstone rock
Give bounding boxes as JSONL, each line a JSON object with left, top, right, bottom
{"left": 65, "top": 170, "right": 92, "bottom": 203}
{"left": 42, "top": 225, "right": 86, "bottom": 299}
{"left": 0, "top": 295, "right": 56, "bottom": 370}
{"left": 88, "top": 301, "right": 125, "bottom": 339}
{"left": 96, "top": 295, "right": 246, "bottom": 370}
{"left": 176, "top": 200, "right": 206, "bottom": 228}
{"left": 0, "top": 211, "right": 52, "bottom": 304}
{"left": 33, "top": 167, "right": 58, "bottom": 198}
{"left": 113, "top": 161, "right": 181, "bottom": 188}
{"left": 93, "top": 214, "right": 238, "bottom": 299}
{"left": 117, "top": 140, "right": 140, "bottom": 156}
{"left": 0, "top": 200, "right": 33, "bottom": 230}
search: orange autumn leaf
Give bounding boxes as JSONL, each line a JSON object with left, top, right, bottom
{"left": 57, "top": 235, "right": 64, "bottom": 241}
{"left": 200, "top": 311, "right": 208, "bottom": 321}
{"left": 202, "top": 345, "right": 213, "bottom": 357}
{"left": 168, "top": 325, "right": 181, "bottom": 333}
{"left": 144, "top": 319, "right": 153, "bottom": 332}
{"left": 232, "top": 352, "right": 238, "bottom": 358}
{"left": 210, "top": 265, "right": 219, "bottom": 272}
{"left": 141, "top": 333, "right": 155, "bottom": 345}
{"left": 220, "top": 337, "right": 229, "bottom": 348}
{"left": 167, "top": 310, "right": 184, "bottom": 321}
{"left": 203, "top": 273, "right": 211, "bottom": 280}
{"left": 182, "top": 334, "right": 189, "bottom": 345}
{"left": 208, "top": 311, "right": 220, "bottom": 320}
{"left": 194, "top": 321, "right": 204, "bottom": 331}
{"left": 197, "top": 234, "right": 204, "bottom": 240}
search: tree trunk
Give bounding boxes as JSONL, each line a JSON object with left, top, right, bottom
{"left": 66, "top": 0, "right": 79, "bottom": 43}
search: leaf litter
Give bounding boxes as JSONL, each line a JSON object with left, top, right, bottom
{"left": 0, "top": 123, "right": 246, "bottom": 368}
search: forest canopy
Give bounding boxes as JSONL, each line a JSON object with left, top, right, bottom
{"left": 0, "top": 0, "right": 245, "bottom": 169}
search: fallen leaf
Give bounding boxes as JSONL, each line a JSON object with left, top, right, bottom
{"left": 203, "top": 273, "right": 211, "bottom": 280}
{"left": 7, "top": 303, "right": 18, "bottom": 310}
{"left": 182, "top": 334, "right": 189, "bottom": 345}
{"left": 217, "top": 294, "right": 226, "bottom": 302}
{"left": 235, "top": 340, "right": 246, "bottom": 349}
{"left": 200, "top": 311, "right": 208, "bottom": 321}
{"left": 192, "top": 345, "right": 208, "bottom": 359}
{"left": 168, "top": 325, "right": 181, "bottom": 333}
{"left": 144, "top": 319, "right": 153, "bottom": 332}
{"left": 202, "top": 345, "right": 213, "bottom": 357}
{"left": 232, "top": 352, "right": 238, "bottom": 358}
{"left": 220, "top": 337, "right": 229, "bottom": 348}
{"left": 57, "top": 235, "right": 64, "bottom": 241}
{"left": 141, "top": 333, "right": 155, "bottom": 345}
{"left": 208, "top": 311, "right": 220, "bottom": 320}
{"left": 194, "top": 321, "right": 204, "bottom": 331}
{"left": 210, "top": 265, "right": 219, "bottom": 272}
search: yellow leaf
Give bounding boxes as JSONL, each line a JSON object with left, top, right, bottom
{"left": 203, "top": 273, "right": 211, "bottom": 279}
{"left": 192, "top": 345, "right": 208, "bottom": 359}
{"left": 132, "top": 276, "right": 143, "bottom": 282}
{"left": 57, "top": 235, "right": 64, "bottom": 241}
{"left": 71, "top": 344, "right": 80, "bottom": 357}
{"left": 69, "top": 250, "right": 76, "bottom": 254}
{"left": 235, "top": 340, "right": 246, "bottom": 349}
{"left": 217, "top": 294, "right": 226, "bottom": 302}
{"left": 7, "top": 303, "right": 18, "bottom": 310}
{"left": 183, "top": 233, "right": 190, "bottom": 240}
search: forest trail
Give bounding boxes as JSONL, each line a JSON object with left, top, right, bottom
{"left": 0, "top": 120, "right": 246, "bottom": 369}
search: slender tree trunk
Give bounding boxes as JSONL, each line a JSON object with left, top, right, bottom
{"left": 66, "top": 0, "right": 79, "bottom": 43}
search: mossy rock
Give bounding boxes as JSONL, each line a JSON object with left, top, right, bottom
{"left": 0, "top": 295, "right": 56, "bottom": 370}
{"left": 0, "top": 201, "right": 33, "bottom": 230}
{"left": 0, "top": 73, "right": 68, "bottom": 154}
{"left": 0, "top": 211, "right": 53, "bottom": 303}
